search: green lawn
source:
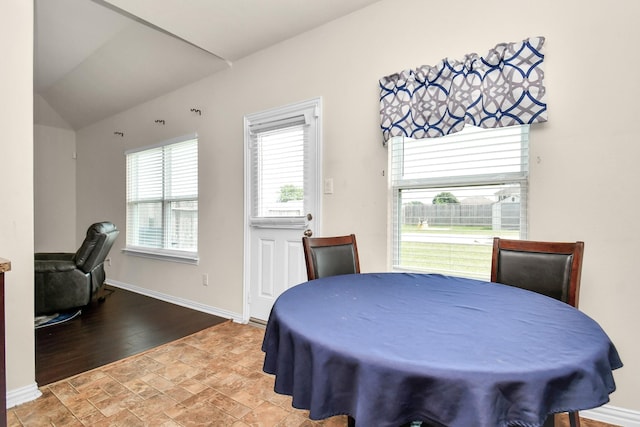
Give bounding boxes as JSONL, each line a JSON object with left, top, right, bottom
{"left": 398, "top": 225, "right": 519, "bottom": 278}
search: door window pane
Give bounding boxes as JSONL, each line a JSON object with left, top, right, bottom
{"left": 252, "top": 124, "right": 305, "bottom": 218}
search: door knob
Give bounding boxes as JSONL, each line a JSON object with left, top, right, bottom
{"left": 303, "top": 229, "right": 313, "bottom": 237}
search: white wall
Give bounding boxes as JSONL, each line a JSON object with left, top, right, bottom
{"left": 34, "top": 94, "right": 72, "bottom": 130}
{"left": 34, "top": 124, "right": 76, "bottom": 252}
{"left": 1, "top": 0, "right": 36, "bottom": 401}
{"left": 65, "top": 0, "right": 640, "bottom": 414}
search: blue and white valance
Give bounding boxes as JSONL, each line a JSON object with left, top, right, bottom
{"left": 379, "top": 37, "right": 547, "bottom": 143}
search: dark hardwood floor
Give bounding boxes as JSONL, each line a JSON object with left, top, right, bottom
{"left": 35, "top": 286, "right": 228, "bottom": 386}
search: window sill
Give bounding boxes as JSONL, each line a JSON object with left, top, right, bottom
{"left": 123, "top": 247, "right": 199, "bottom": 265}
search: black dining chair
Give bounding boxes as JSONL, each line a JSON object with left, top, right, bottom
{"left": 302, "top": 234, "right": 360, "bottom": 281}
{"left": 491, "top": 237, "right": 585, "bottom": 427}
{"left": 302, "top": 234, "right": 359, "bottom": 427}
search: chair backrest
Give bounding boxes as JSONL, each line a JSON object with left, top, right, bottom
{"left": 490, "top": 237, "right": 584, "bottom": 307}
{"left": 302, "top": 234, "right": 360, "bottom": 280}
{"left": 75, "top": 222, "right": 120, "bottom": 273}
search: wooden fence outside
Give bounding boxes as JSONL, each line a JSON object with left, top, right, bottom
{"left": 403, "top": 202, "right": 520, "bottom": 230}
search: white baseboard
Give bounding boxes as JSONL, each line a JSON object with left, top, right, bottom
{"left": 7, "top": 382, "right": 41, "bottom": 409}
{"left": 582, "top": 405, "right": 640, "bottom": 426}
{"left": 105, "top": 279, "right": 244, "bottom": 323}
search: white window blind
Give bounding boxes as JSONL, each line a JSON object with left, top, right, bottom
{"left": 126, "top": 135, "right": 198, "bottom": 261}
{"left": 249, "top": 115, "right": 308, "bottom": 221}
{"left": 390, "top": 125, "right": 529, "bottom": 279}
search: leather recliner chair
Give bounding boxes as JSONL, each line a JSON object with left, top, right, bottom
{"left": 35, "top": 221, "right": 119, "bottom": 316}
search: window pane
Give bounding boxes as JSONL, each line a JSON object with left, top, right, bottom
{"left": 128, "top": 201, "right": 163, "bottom": 248}
{"left": 397, "top": 185, "right": 523, "bottom": 278}
{"left": 254, "top": 125, "right": 304, "bottom": 217}
{"left": 167, "top": 200, "right": 198, "bottom": 250}
{"left": 127, "top": 147, "right": 163, "bottom": 201}
{"left": 400, "top": 126, "right": 527, "bottom": 181}
{"left": 165, "top": 139, "right": 198, "bottom": 199}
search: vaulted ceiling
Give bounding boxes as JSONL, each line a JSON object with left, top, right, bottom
{"left": 34, "top": 0, "right": 382, "bottom": 129}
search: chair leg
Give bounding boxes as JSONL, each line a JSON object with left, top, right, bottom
{"left": 347, "top": 415, "right": 355, "bottom": 427}
{"left": 569, "top": 411, "right": 580, "bottom": 427}
{"left": 542, "top": 414, "right": 555, "bottom": 427}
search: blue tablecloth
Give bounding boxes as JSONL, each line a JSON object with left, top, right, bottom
{"left": 262, "top": 273, "right": 622, "bottom": 427}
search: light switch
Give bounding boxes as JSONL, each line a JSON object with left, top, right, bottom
{"left": 324, "top": 178, "right": 334, "bottom": 194}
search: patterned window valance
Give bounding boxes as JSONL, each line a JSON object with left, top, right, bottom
{"left": 379, "top": 37, "right": 547, "bottom": 144}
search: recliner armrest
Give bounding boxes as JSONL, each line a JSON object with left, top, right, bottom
{"left": 35, "top": 252, "right": 75, "bottom": 261}
{"left": 34, "top": 259, "right": 77, "bottom": 273}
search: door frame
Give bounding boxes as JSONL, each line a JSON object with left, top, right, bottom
{"left": 242, "top": 97, "right": 323, "bottom": 323}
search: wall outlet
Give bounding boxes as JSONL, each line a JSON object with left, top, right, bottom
{"left": 202, "top": 273, "right": 209, "bottom": 286}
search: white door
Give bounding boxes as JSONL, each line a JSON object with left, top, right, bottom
{"left": 244, "top": 98, "right": 321, "bottom": 322}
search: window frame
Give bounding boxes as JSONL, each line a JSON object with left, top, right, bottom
{"left": 124, "top": 133, "right": 199, "bottom": 264}
{"left": 389, "top": 125, "right": 529, "bottom": 279}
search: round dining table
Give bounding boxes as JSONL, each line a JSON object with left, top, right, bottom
{"left": 261, "top": 273, "right": 622, "bottom": 427}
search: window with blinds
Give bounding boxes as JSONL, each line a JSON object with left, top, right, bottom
{"left": 125, "top": 134, "right": 198, "bottom": 262}
{"left": 246, "top": 100, "right": 319, "bottom": 230}
{"left": 390, "top": 125, "right": 529, "bottom": 279}
{"left": 249, "top": 116, "right": 306, "bottom": 219}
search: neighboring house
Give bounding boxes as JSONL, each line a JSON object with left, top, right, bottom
{"left": 495, "top": 188, "right": 521, "bottom": 203}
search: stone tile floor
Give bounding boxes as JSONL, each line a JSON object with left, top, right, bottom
{"left": 8, "top": 321, "right": 618, "bottom": 426}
